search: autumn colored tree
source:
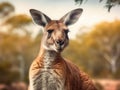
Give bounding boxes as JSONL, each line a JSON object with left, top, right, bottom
{"left": 0, "top": 2, "right": 34, "bottom": 83}
{"left": 0, "top": 32, "right": 32, "bottom": 83}
{"left": 90, "top": 20, "right": 120, "bottom": 73}
{"left": 0, "top": 1, "right": 45, "bottom": 84}
{"left": 76, "top": 20, "right": 120, "bottom": 78}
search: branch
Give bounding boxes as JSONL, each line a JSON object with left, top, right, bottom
{"left": 74, "top": 0, "right": 120, "bottom": 12}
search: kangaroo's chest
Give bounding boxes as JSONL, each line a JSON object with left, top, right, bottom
{"left": 41, "top": 69, "right": 62, "bottom": 89}
{"left": 32, "top": 69, "right": 64, "bottom": 90}
{"left": 30, "top": 51, "right": 65, "bottom": 90}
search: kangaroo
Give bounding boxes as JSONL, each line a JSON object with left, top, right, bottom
{"left": 29, "top": 8, "right": 97, "bottom": 90}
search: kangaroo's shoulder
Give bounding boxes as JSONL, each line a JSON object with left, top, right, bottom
{"left": 64, "top": 59, "right": 80, "bottom": 72}
{"left": 29, "top": 57, "right": 44, "bottom": 77}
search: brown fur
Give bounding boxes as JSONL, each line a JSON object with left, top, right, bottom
{"left": 29, "top": 51, "right": 97, "bottom": 90}
{"left": 29, "top": 8, "right": 97, "bottom": 90}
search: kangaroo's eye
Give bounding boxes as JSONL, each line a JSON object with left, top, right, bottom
{"left": 64, "top": 29, "right": 69, "bottom": 34}
{"left": 47, "top": 29, "right": 54, "bottom": 39}
{"left": 47, "top": 29, "right": 54, "bottom": 33}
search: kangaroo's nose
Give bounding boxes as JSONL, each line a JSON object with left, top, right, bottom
{"left": 56, "top": 40, "right": 64, "bottom": 46}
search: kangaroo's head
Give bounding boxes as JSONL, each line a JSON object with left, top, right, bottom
{"left": 30, "top": 8, "right": 83, "bottom": 53}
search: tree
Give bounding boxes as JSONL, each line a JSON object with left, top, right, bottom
{"left": 74, "top": 0, "right": 120, "bottom": 11}
{"left": 90, "top": 20, "right": 120, "bottom": 74}
{"left": 0, "top": 31, "right": 33, "bottom": 83}
{"left": 3, "top": 14, "right": 32, "bottom": 36}
{"left": 76, "top": 20, "right": 120, "bottom": 78}
{"left": 0, "top": 2, "right": 32, "bottom": 37}
{"left": 0, "top": 2, "right": 34, "bottom": 83}
{"left": 0, "top": 60, "right": 20, "bottom": 84}
{"left": 0, "top": 2, "right": 14, "bottom": 18}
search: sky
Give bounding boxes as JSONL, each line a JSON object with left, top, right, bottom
{"left": 0, "top": 0, "right": 120, "bottom": 38}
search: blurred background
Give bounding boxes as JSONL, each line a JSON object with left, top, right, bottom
{"left": 0, "top": 0, "right": 120, "bottom": 90}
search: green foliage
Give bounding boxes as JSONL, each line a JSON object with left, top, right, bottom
{"left": 74, "top": 0, "right": 120, "bottom": 11}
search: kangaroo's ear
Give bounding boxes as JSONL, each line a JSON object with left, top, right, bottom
{"left": 60, "top": 8, "right": 83, "bottom": 26}
{"left": 30, "top": 9, "right": 51, "bottom": 27}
